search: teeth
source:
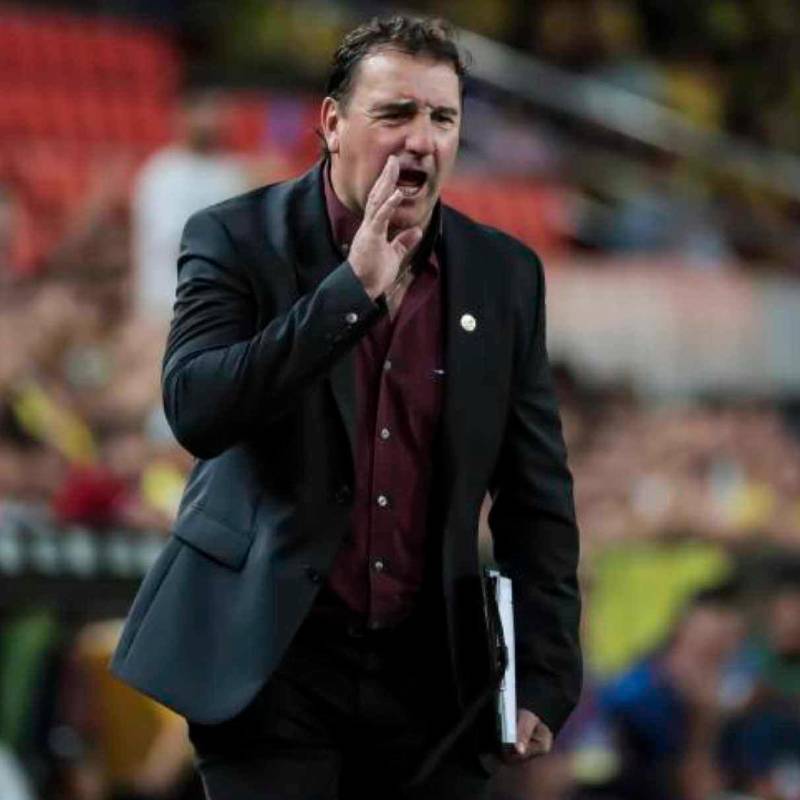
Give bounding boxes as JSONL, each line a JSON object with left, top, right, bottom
{"left": 398, "top": 167, "right": 427, "bottom": 195}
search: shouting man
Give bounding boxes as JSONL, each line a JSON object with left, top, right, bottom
{"left": 111, "top": 15, "right": 582, "bottom": 800}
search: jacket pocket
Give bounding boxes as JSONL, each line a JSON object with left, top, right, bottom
{"left": 172, "top": 503, "right": 254, "bottom": 570}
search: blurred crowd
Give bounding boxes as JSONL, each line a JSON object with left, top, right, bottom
{"left": 3, "top": 3, "right": 800, "bottom": 799}
{"left": 199, "top": 0, "right": 800, "bottom": 272}
{"left": 509, "top": 0, "right": 800, "bottom": 269}
{"left": 558, "top": 377, "right": 800, "bottom": 551}
{"left": 449, "top": 0, "right": 800, "bottom": 153}
{"left": 494, "top": 569, "right": 800, "bottom": 800}
{"left": 213, "top": 0, "right": 800, "bottom": 154}
{"left": 4, "top": 1, "right": 800, "bottom": 283}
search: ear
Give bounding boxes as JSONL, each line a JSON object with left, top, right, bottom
{"left": 320, "top": 96, "right": 341, "bottom": 154}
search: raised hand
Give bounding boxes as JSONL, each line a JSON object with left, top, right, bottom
{"left": 348, "top": 154, "right": 424, "bottom": 300}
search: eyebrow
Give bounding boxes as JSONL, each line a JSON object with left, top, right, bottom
{"left": 369, "top": 99, "right": 459, "bottom": 117}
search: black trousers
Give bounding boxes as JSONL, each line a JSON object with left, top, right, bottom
{"left": 187, "top": 590, "right": 491, "bottom": 800}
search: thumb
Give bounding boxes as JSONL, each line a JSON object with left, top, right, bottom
{"left": 516, "top": 710, "right": 538, "bottom": 754}
{"left": 391, "top": 225, "right": 424, "bottom": 260}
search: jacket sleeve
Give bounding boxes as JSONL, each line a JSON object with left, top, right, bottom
{"left": 162, "top": 208, "right": 382, "bottom": 459}
{"left": 487, "top": 254, "right": 582, "bottom": 737}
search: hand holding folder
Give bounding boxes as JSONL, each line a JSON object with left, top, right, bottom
{"left": 485, "top": 568, "right": 554, "bottom": 762}
{"left": 484, "top": 569, "right": 517, "bottom": 745}
{"left": 407, "top": 568, "right": 551, "bottom": 786}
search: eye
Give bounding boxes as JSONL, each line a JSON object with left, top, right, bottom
{"left": 380, "top": 111, "right": 409, "bottom": 123}
{"left": 433, "top": 113, "right": 456, "bottom": 126}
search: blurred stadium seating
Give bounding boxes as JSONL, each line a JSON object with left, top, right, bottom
{"left": 0, "top": 6, "right": 569, "bottom": 278}
{"left": 2, "top": 2, "right": 800, "bottom": 799}
{"left": 0, "top": 8, "right": 178, "bottom": 276}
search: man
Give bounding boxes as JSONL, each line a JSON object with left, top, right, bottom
{"left": 110, "top": 15, "right": 581, "bottom": 799}
{"left": 601, "top": 582, "right": 745, "bottom": 799}
{"left": 131, "top": 91, "right": 247, "bottom": 321}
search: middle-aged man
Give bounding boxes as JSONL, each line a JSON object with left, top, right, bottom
{"left": 110, "top": 15, "right": 581, "bottom": 800}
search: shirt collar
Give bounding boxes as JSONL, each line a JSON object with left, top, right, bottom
{"left": 323, "top": 159, "right": 441, "bottom": 275}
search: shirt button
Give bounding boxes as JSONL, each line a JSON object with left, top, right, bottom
{"left": 333, "top": 484, "right": 352, "bottom": 505}
{"left": 383, "top": 359, "right": 392, "bottom": 372}
{"left": 379, "top": 427, "right": 390, "bottom": 441}
{"left": 304, "top": 565, "right": 322, "bottom": 584}
{"left": 345, "top": 311, "right": 358, "bottom": 324}
{"left": 372, "top": 558, "right": 385, "bottom": 573}
{"left": 376, "top": 494, "right": 389, "bottom": 508}
{"left": 342, "top": 242, "right": 350, "bottom": 254}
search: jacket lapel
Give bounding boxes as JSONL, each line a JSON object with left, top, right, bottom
{"left": 439, "top": 208, "right": 489, "bottom": 525}
{"left": 283, "top": 161, "right": 358, "bottom": 465}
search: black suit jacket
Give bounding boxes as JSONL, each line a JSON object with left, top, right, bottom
{"left": 110, "top": 160, "right": 581, "bottom": 748}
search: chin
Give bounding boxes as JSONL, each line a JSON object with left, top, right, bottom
{"left": 392, "top": 203, "right": 431, "bottom": 231}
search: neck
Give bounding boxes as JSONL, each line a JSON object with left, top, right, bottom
{"left": 329, "top": 156, "right": 362, "bottom": 217}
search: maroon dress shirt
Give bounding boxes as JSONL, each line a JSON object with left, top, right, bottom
{"left": 321, "top": 166, "right": 444, "bottom": 628}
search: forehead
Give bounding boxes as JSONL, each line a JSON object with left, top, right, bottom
{"left": 690, "top": 606, "right": 740, "bottom": 627}
{"left": 348, "top": 49, "right": 461, "bottom": 110}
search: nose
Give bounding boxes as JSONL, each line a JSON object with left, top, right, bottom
{"left": 404, "top": 114, "right": 435, "bottom": 157}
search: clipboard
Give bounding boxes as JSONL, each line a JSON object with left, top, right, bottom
{"left": 484, "top": 568, "right": 517, "bottom": 745}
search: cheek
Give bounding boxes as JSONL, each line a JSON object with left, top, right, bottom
{"left": 435, "top": 135, "right": 460, "bottom": 176}
{"left": 444, "top": 137, "right": 460, "bottom": 165}
{"left": 347, "top": 135, "right": 394, "bottom": 178}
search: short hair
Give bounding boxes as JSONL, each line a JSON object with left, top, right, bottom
{"left": 686, "top": 578, "right": 743, "bottom": 611}
{"left": 326, "top": 15, "right": 469, "bottom": 109}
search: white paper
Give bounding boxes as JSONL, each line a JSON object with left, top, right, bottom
{"left": 487, "top": 569, "right": 517, "bottom": 744}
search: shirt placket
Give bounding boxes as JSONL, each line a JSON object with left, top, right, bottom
{"left": 366, "top": 269, "right": 437, "bottom": 626}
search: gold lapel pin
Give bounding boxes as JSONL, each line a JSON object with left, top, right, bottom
{"left": 460, "top": 313, "right": 477, "bottom": 332}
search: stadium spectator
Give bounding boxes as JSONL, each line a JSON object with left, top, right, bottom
{"left": 0, "top": 181, "right": 26, "bottom": 281}
{"left": 715, "top": 566, "right": 800, "bottom": 797}
{"left": 131, "top": 91, "right": 247, "bottom": 321}
{"left": 600, "top": 581, "right": 745, "bottom": 800}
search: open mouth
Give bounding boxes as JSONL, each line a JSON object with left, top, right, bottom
{"left": 397, "top": 167, "right": 428, "bottom": 198}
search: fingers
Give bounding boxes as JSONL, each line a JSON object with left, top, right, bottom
{"left": 391, "top": 225, "right": 423, "bottom": 259}
{"left": 372, "top": 188, "right": 404, "bottom": 229}
{"left": 500, "top": 712, "right": 553, "bottom": 764}
{"left": 530, "top": 723, "right": 553, "bottom": 754}
{"left": 516, "top": 710, "right": 538, "bottom": 753}
{"left": 364, "top": 155, "right": 399, "bottom": 221}
{"left": 500, "top": 735, "right": 551, "bottom": 764}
